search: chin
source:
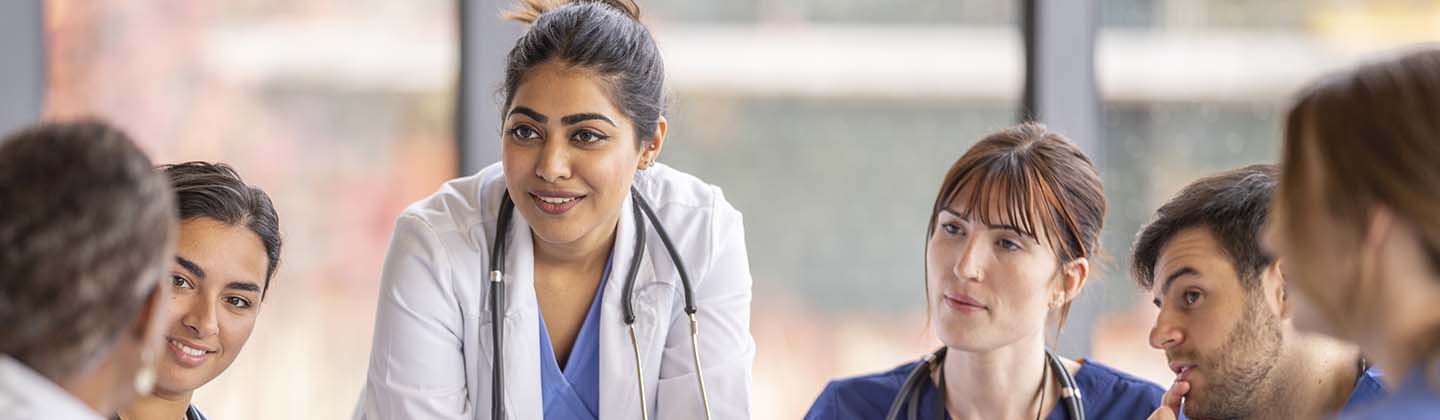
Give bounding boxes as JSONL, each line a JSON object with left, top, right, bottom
{"left": 935, "top": 327, "right": 999, "bottom": 353}
{"left": 529, "top": 220, "right": 594, "bottom": 245}
{"left": 154, "top": 372, "right": 206, "bottom": 396}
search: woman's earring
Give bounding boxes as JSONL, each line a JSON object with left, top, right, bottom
{"left": 134, "top": 347, "right": 156, "bottom": 395}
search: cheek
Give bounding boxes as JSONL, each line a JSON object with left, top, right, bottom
{"left": 219, "top": 314, "right": 259, "bottom": 353}
{"left": 166, "top": 292, "right": 196, "bottom": 323}
{"left": 1004, "top": 255, "right": 1057, "bottom": 305}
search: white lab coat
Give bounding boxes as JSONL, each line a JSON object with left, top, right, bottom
{"left": 0, "top": 355, "right": 104, "bottom": 420}
{"left": 357, "top": 162, "right": 755, "bottom": 420}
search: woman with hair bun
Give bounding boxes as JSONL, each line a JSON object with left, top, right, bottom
{"left": 358, "top": 1, "right": 755, "bottom": 419}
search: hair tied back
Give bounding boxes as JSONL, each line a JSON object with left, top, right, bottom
{"left": 502, "top": 0, "right": 642, "bottom": 24}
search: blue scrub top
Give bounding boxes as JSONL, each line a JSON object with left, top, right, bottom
{"left": 1342, "top": 366, "right": 1440, "bottom": 419}
{"left": 805, "top": 358, "right": 1163, "bottom": 420}
{"left": 186, "top": 404, "right": 209, "bottom": 420}
{"left": 537, "top": 256, "right": 612, "bottom": 420}
{"left": 1338, "top": 366, "right": 1387, "bottom": 415}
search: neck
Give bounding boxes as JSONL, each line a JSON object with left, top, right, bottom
{"left": 1374, "top": 266, "right": 1440, "bottom": 388}
{"left": 58, "top": 354, "right": 133, "bottom": 416}
{"left": 117, "top": 388, "right": 192, "bottom": 420}
{"left": 1249, "top": 333, "right": 1362, "bottom": 420}
{"left": 531, "top": 218, "right": 619, "bottom": 272}
{"left": 939, "top": 332, "right": 1052, "bottom": 420}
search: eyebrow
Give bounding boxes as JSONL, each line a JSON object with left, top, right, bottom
{"left": 560, "top": 113, "right": 616, "bottom": 127}
{"left": 175, "top": 256, "right": 206, "bottom": 279}
{"left": 507, "top": 107, "right": 548, "bottom": 124}
{"left": 225, "top": 281, "right": 262, "bottom": 293}
{"left": 940, "top": 208, "right": 1037, "bottom": 239}
{"left": 1160, "top": 266, "right": 1199, "bottom": 296}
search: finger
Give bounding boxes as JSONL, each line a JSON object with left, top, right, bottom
{"left": 1162, "top": 380, "right": 1189, "bottom": 412}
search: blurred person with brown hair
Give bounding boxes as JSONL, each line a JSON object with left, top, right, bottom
{"left": 1133, "top": 165, "right": 1385, "bottom": 420}
{"left": 0, "top": 120, "right": 177, "bottom": 420}
{"left": 358, "top": 0, "right": 754, "bottom": 419}
{"left": 805, "top": 123, "right": 1163, "bottom": 420}
{"left": 115, "top": 162, "right": 281, "bottom": 420}
{"left": 1266, "top": 45, "right": 1440, "bottom": 418}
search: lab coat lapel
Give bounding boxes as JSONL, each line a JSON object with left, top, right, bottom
{"left": 500, "top": 211, "right": 543, "bottom": 420}
{"left": 599, "top": 195, "right": 667, "bottom": 420}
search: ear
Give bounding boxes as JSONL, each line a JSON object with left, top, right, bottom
{"left": 638, "top": 116, "right": 667, "bottom": 170}
{"left": 1359, "top": 205, "right": 1397, "bottom": 283}
{"left": 1055, "top": 257, "right": 1090, "bottom": 307}
{"left": 1269, "top": 259, "right": 1291, "bottom": 320}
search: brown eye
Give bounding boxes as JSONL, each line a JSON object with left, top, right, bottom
{"left": 571, "top": 129, "right": 609, "bottom": 144}
{"left": 224, "top": 296, "right": 252, "bottom": 309}
{"left": 508, "top": 125, "right": 540, "bottom": 141}
{"left": 1183, "top": 290, "right": 1203, "bottom": 306}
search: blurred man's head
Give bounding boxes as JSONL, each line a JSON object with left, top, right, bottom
{"left": 1131, "top": 164, "right": 1288, "bottom": 419}
{"left": 0, "top": 120, "right": 176, "bottom": 412}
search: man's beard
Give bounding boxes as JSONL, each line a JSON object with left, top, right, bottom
{"left": 1178, "top": 290, "right": 1284, "bottom": 419}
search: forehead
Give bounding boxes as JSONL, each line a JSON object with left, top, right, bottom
{"left": 1153, "top": 226, "right": 1241, "bottom": 292}
{"left": 509, "top": 61, "right": 624, "bottom": 119}
{"left": 943, "top": 170, "right": 1056, "bottom": 243}
{"left": 176, "top": 218, "right": 268, "bottom": 280}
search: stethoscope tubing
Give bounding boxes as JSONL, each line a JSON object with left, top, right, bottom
{"left": 488, "top": 187, "right": 712, "bottom": 420}
{"left": 885, "top": 347, "right": 1085, "bottom": 420}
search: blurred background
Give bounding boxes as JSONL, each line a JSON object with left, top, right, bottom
{"left": 1, "top": 0, "right": 1437, "bottom": 418}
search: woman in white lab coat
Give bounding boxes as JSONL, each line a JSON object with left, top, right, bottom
{"left": 357, "top": 1, "right": 754, "bottom": 419}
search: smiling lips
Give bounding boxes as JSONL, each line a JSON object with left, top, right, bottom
{"left": 531, "top": 190, "right": 585, "bottom": 215}
{"left": 166, "top": 337, "right": 216, "bottom": 368}
{"left": 943, "top": 292, "right": 989, "bottom": 314}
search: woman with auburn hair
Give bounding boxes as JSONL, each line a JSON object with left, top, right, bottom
{"left": 806, "top": 123, "right": 1162, "bottom": 420}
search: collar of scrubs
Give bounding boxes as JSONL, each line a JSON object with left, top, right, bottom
{"left": 1341, "top": 366, "right": 1387, "bottom": 413}
{"left": 911, "top": 368, "right": 1082, "bottom": 420}
{"left": 1349, "top": 365, "right": 1440, "bottom": 417}
{"left": 107, "top": 404, "right": 205, "bottom": 420}
{"left": 0, "top": 354, "right": 104, "bottom": 420}
{"left": 901, "top": 361, "right": 1159, "bottom": 420}
{"left": 536, "top": 253, "right": 613, "bottom": 420}
{"left": 185, "top": 404, "right": 208, "bottom": 420}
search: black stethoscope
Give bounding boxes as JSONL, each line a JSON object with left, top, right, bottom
{"left": 886, "top": 347, "right": 1085, "bottom": 420}
{"left": 488, "top": 186, "right": 713, "bottom": 420}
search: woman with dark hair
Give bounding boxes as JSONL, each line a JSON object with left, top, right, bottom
{"left": 358, "top": 1, "right": 754, "bottom": 419}
{"left": 115, "top": 162, "right": 282, "bottom": 420}
{"left": 805, "top": 123, "right": 1162, "bottom": 420}
{"left": 1266, "top": 45, "right": 1440, "bottom": 418}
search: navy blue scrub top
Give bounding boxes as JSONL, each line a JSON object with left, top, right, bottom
{"left": 805, "top": 359, "right": 1163, "bottom": 420}
{"left": 1342, "top": 366, "right": 1439, "bottom": 419}
{"left": 111, "top": 404, "right": 207, "bottom": 420}
{"left": 1338, "top": 366, "right": 1387, "bottom": 415}
{"left": 537, "top": 256, "right": 612, "bottom": 420}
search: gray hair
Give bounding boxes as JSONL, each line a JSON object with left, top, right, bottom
{"left": 0, "top": 119, "right": 177, "bottom": 381}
